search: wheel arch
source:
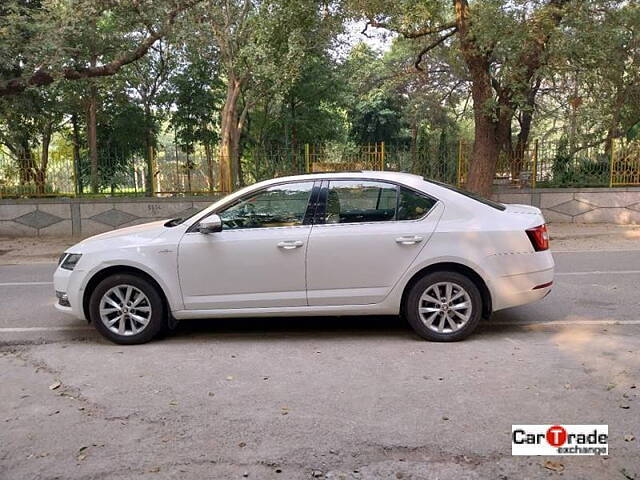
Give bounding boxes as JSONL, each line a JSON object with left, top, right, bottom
{"left": 400, "top": 262, "right": 492, "bottom": 319}
{"left": 82, "top": 265, "right": 170, "bottom": 323}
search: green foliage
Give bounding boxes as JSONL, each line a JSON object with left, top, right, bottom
{"left": 169, "top": 56, "right": 224, "bottom": 152}
{"left": 77, "top": 99, "right": 149, "bottom": 192}
{"left": 1, "top": 0, "right": 640, "bottom": 195}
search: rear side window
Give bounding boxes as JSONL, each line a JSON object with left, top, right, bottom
{"left": 322, "top": 180, "right": 436, "bottom": 224}
{"left": 398, "top": 187, "right": 437, "bottom": 220}
{"left": 428, "top": 180, "right": 506, "bottom": 211}
{"left": 325, "top": 180, "right": 397, "bottom": 224}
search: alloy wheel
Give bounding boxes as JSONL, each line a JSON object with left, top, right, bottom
{"left": 418, "top": 281, "right": 472, "bottom": 333}
{"left": 99, "top": 284, "right": 153, "bottom": 336}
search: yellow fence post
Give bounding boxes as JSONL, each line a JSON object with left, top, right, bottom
{"left": 380, "top": 141, "right": 385, "bottom": 170}
{"left": 609, "top": 139, "right": 615, "bottom": 187}
{"left": 457, "top": 139, "right": 463, "bottom": 187}
{"left": 305, "top": 144, "right": 310, "bottom": 173}
{"left": 532, "top": 139, "right": 538, "bottom": 189}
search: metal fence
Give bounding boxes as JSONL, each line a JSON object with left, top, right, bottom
{"left": 1, "top": 138, "right": 640, "bottom": 198}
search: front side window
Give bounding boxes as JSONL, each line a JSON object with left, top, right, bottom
{"left": 218, "top": 182, "right": 314, "bottom": 230}
{"left": 325, "top": 180, "right": 397, "bottom": 224}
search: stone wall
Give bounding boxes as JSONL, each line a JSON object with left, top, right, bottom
{"left": 1, "top": 187, "right": 639, "bottom": 237}
{"left": 493, "top": 187, "right": 640, "bottom": 224}
{"left": 0, "top": 196, "right": 220, "bottom": 238}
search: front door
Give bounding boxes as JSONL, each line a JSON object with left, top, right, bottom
{"left": 178, "top": 181, "right": 316, "bottom": 310}
{"left": 306, "top": 179, "right": 442, "bottom": 306}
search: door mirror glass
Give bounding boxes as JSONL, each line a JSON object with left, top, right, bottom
{"left": 199, "top": 214, "right": 223, "bottom": 234}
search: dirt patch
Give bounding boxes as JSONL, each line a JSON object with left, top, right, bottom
{"left": 0, "top": 236, "right": 76, "bottom": 265}
{"left": 549, "top": 223, "right": 640, "bottom": 252}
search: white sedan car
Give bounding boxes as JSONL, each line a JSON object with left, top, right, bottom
{"left": 54, "top": 171, "right": 554, "bottom": 344}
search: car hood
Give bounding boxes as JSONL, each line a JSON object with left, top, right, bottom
{"left": 70, "top": 220, "right": 169, "bottom": 253}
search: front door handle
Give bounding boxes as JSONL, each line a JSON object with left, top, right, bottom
{"left": 395, "top": 235, "right": 424, "bottom": 245}
{"left": 277, "top": 240, "right": 304, "bottom": 250}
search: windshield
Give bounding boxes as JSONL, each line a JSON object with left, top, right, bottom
{"left": 427, "top": 180, "right": 506, "bottom": 211}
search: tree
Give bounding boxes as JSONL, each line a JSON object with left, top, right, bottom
{"left": 125, "top": 41, "right": 176, "bottom": 194}
{"left": 354, "top": 0, "right": 574, "bottom": 194}
{"left": 0, "top": 0, "right": 203, "bottom": 96}
{"left": 0, "top": 86, "right": 65, "bottom": 194}
{"left": 169, "top": 50, "right": 225, "bottom": 191}
{"left": 187, "top": 0, "right": 342, "bottom": 191}
{"left": 89, "top": 96, "right": 149, "bottom": 194}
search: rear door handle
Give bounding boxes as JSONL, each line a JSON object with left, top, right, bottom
{"left": 395, "top": 235, "right": 424, "bottom": 245}
{"left": 277, "top": 240, "right": 304, "bottom": 250}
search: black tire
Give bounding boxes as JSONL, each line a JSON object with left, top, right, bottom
{"left": 404, "top": 271, "right": 483, "bottom": 342}
{"left": 89, "top": 273, "right": 165, "bottom": 345}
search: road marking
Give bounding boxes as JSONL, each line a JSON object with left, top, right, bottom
{"left": 491, "top": 320, "right": 640, "bottom": 326}
{"left": 0, "top": 281, "right": 53, "bottom": 286}
{"left": 1, "top": 320, "right": 639, "bottom": 335}
{"left": 0, "top": 326, "right": 91, "bottom": 333}
{"left": 553, "top": 249, "right": 640, "bottom": 254}
{"left": 556, "top": 270, "right": 640, "bottom": 276}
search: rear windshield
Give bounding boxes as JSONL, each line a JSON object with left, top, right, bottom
{"left": 427, "top": 180, "right": 506, "bottom": 211}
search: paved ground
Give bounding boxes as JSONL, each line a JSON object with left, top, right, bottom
{"left": 1, "top": 249, "right": 640, "bottom": 479}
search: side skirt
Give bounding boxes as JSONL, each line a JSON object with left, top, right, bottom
{"left": 172, "top": 303, "right": 398, "bottom": 320}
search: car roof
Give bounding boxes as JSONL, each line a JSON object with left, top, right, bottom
{"left": 254, "top": 170, "right": 426, "bottom": 188}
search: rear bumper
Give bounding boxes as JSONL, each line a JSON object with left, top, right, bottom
{"left": 491, "top": 267, "right": 554, "bottom": 311}
{"left": 485, "top": 251, "right": 554, "bottom": 311}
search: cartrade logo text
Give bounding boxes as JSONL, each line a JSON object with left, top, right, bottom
{"left": 512, "top": 425, "right": 608, "bottom": 455}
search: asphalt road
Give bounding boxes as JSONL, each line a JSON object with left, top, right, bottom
{"left": 1, "top": 250, "right": 640, "bottom": 340}
{"left": 1, "top": 249, "right": 640, "bottom": 479}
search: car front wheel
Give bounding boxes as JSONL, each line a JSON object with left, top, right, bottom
{"left": 89, "top": 273, "right": 165, "bottom": 345}
{"left": 404, "top": 271, "right": 483, "bottom": 342}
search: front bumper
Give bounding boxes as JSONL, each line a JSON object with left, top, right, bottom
{"left": 53, "top": 266, "right": 86, "bottom": 320}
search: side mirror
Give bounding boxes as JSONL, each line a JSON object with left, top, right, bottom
{"left": 199, "top": 214, "right": 223, "bottom": 234}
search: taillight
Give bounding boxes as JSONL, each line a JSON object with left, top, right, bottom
{"left": 526, "top": 224, "right": 549, "bottom": 251}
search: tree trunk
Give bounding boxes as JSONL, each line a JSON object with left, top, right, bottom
{"left": 463, "top": 63, "right": 500, "bottom": 196}
{"left": 87, "top": 82, "right": 99, "bottom": 193}
{"left": 219, "top": 77, "right": 243, "bottom": 193}
{"left": 144, "top": 104, "right": 155, "bottom": 196}
{"left": 455, "top": 0, "right": 499, "bottom": 196}
{"left": 511, "top": 109, "right": 534, "bottom": 182}
{"left": 604, "top": 78, "right": 627, "bottom": 155}
{"left": 467, "top": 113, "right": 499, "bottom": 196}
{"left": 71, "top": 114, "right": 83, "bottom": 194}
{"left": 410, "top": 120, "right": 418, "bottom": 172}
{"left": 16, "top": 137, "right": 35, "bottom": 186}
{"left": 35, "top": 122, "right": 53, "bottom": 195}
{"left": 204, "top": 142, "right": 215, "bottom": 193}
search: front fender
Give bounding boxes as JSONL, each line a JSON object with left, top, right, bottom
{"left": 78, "top": 257, "right": 183, "bottom": 315}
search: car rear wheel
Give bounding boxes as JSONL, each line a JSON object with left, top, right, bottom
{"left": 89, "top": 273, "right": 165, "bottom": 345}
{"left": 404, "top": 271, "right": 482, "bottom": 342}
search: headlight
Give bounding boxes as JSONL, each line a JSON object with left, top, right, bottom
{"left": 60, "top": 253, "right": 82, "bottom": 271}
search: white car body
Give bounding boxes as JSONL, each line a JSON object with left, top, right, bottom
{"left": 54, "top": 171, "right": 554, "bottom": 329}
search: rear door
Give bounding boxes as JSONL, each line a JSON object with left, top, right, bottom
{"left": 306, "top": 179, "right": 442, "bottom": 306}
